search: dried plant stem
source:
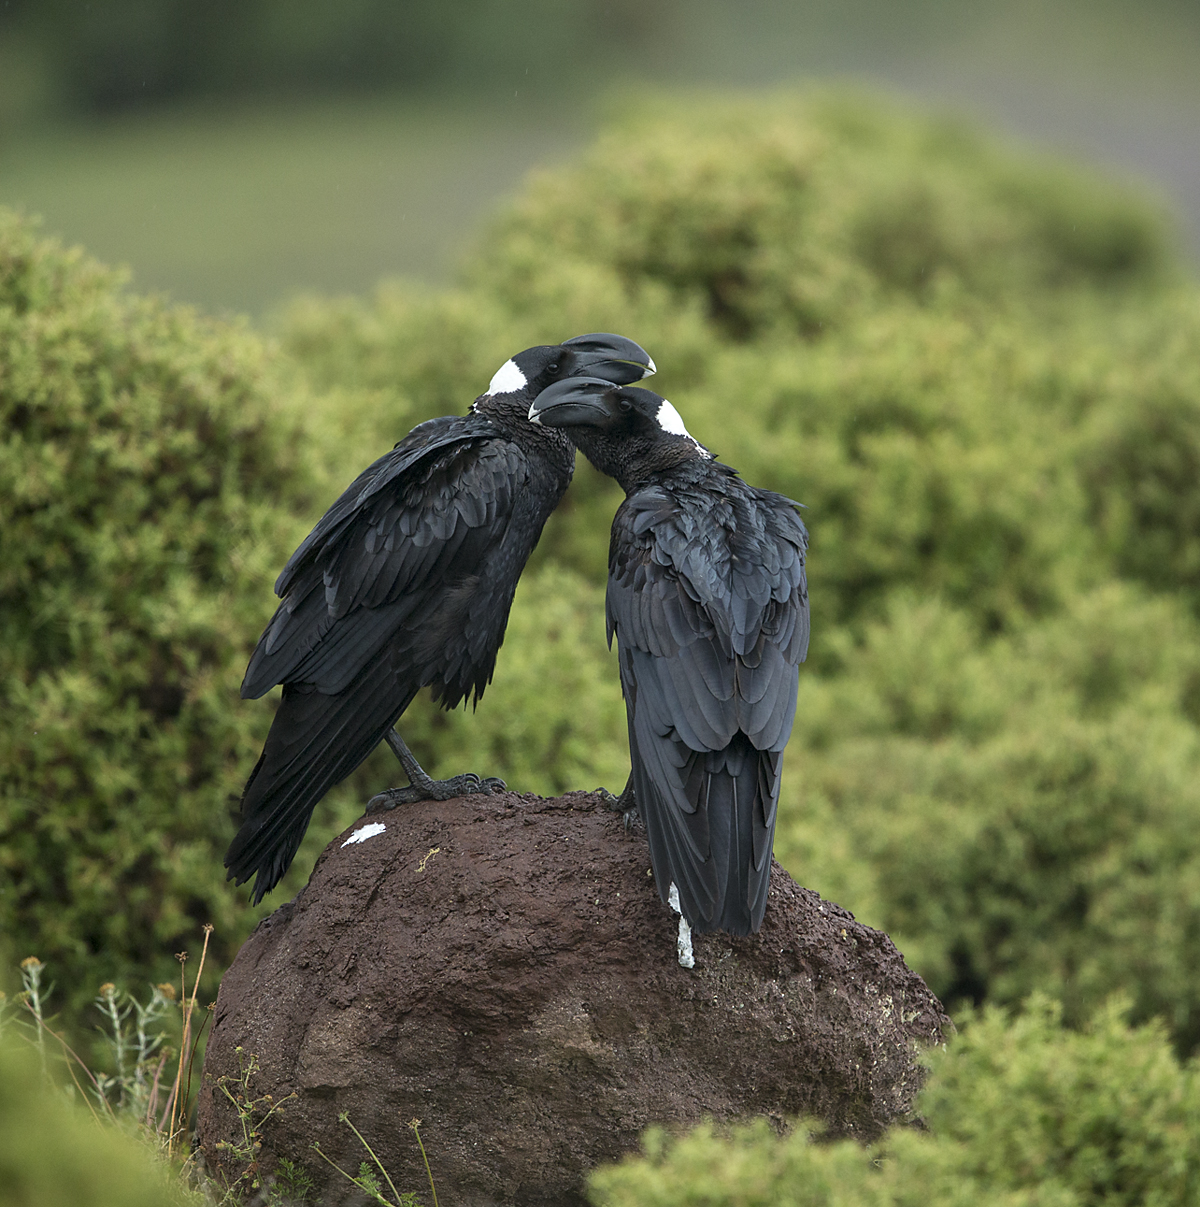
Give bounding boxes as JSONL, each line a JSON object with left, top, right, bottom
{"left": 145, "top": 1051, "right": 169, "bottom": 1130}
{"left": 168, "top": 923, "right": 213, "bottom": 1157}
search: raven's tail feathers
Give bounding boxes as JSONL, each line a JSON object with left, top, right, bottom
{"left": 703, "top": 736, "right": 778, "bottom": 936}
{"left": 225, "top": 672, "right": 415, "bottom": 904}
{"left": 634, "top": 729, "right": 781, "bottom": 937}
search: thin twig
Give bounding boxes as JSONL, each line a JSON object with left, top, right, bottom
{"left": 145, "top": 1050, "right": 169, "bottom": 1131}
{"left": 180, "top": 926, "right": 213, "bottom": 1129}
{"left": 169, "top": 951, "right": 190, "bottom": 1156}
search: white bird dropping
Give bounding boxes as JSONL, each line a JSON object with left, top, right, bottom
{"left": 342, "top": 821, "right": 387, "bottom": 847}
{"left": 668, "top": 882, "right": 695, "bottom": 969}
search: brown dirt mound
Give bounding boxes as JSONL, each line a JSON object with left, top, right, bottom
{"left": 197, "top": 790, "right": 949, "bottom": 1206}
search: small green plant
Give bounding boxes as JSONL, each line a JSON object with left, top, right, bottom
{"left": 5, "top": 932, "right": 215, "bottom": 1151}
{"left": 271, "top": 1156, "right": 317, "bottom": 1206}
{"left": 311, "top": 1113, "right": 437, "bottom": 1207}
{"left": 212, "top": 1047, "right": 299, "bottom": 1202}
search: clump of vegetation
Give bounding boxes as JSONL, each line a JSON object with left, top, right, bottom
{"left": 0, "top": 943, "right": 218, "bottom": 1206}
{"left": 0, "top": 210, "right": 327, "bottom": 1021}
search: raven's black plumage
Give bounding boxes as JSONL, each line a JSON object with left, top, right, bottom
{"left": 227, "top": 335, "right": 655, "bottom": 903}
{"left": 530, "top": 377, "right": 809, "bottom": 935}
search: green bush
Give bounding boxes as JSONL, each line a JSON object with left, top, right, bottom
{"left": 587, "top": 997, "right": 1200, "bottom": 1206}
{"left": 0, "top": 1032, "right": 200, "bottom": 1206}
{"left": 0, "top": 210, "right": 317, "bottom": 1018}
{"left": 274, "top": 91, "right": 1200, "bottom": 1052}
{"left": 474, "top": 92, "right": 1170, "bottom": 344}
{"left": 777, "top": 586, "right": 1200, "bottom": 1048}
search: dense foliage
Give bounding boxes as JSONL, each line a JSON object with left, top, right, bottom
{"left": 0, "top": 210, "right": 319, "bottom": 1015}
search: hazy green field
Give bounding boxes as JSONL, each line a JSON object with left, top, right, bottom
{"left": 2, "top": 0, "right": 1200, "bottom": 318}
{"left": 0, "top": 96, "right": 587, "bottom": 313}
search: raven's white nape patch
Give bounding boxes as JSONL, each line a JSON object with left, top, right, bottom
{"left": 668, "top": 882, "right": 696, "bottom": 969}
{"left": 487, "top": 358, "right": 527, "bottom": 396}
{"left": 342, "top": 821, "right": 386, "bottom": 848}
{"left": 656, "top": 399, "right": 712, "bottom": 458}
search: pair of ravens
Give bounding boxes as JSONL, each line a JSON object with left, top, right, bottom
{"left": 226, "top": 333, "right": 809, "bottom": 937}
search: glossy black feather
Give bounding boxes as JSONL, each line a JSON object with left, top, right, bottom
{"left": 228, "top": 332, "right": 658, "bottom": 905}
{"left": 606, "top": 468, "right": 808, "bottom": 934}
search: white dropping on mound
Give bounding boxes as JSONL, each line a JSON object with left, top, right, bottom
{"left": 656, "top": 399, "right": 712, "bottom": 459}
{"left": 668, "top": 882, "right": 696, "bottom": 969}
{"left": 487, "top": 359, "right": 528, "bottom": 396}
{"left": 342, "top": 822, "right": 387, "bottom": 848}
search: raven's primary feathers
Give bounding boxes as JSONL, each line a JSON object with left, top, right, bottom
{"left": 530, "top": 377, "right": 808, "bottom": 935}
{"left": 227, "top": 335, "right": 655, "bottom": 904}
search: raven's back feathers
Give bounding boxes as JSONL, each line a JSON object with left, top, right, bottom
{"left": 608, "top": 473, "right": 808, "bottom": 935}
{"left": 227, "top": 415, "right": 573, "bottom": 903}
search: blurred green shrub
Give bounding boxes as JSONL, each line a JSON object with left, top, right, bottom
{"left": 274, "top": 92, "right": 1200, "bottom": 1052}
{"left": 475, "top": 93, "right": 1169, "bottom": 342}
{"left": 0, "top": 210, "right": 317, "bottom": 1017}
{"left": 0, "top": 1031, "right": 201, "bottom": 1207}
{"left": 587, "top": 997, "right": 1200, "bottom": 1207}
{"left": 778, "top": 585, "right": 1200, "bottom": 1048}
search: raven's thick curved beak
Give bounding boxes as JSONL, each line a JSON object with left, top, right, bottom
{"left": 563, "top": 332, "right": 655, "bottom": 385}
{"left": 529, "top": 376, "right": 622, "bottom": 428}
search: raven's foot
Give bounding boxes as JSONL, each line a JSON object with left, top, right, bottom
{"left": 368, "top": 727, "right": 505, "bottom": 812}
{"left": 366, "top": 773, "right": 506, "bottom": 814}
{"left": 596, "top": 785, "right": 639, "bottom": 832}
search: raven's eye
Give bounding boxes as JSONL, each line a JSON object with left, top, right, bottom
{"left": 618, "top": 397, "right": 632, "bottom": 411}
{"left": 547, "top": 361, "right": 560, "bottom": 373}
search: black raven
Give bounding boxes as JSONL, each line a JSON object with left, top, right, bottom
{"left": 227, "top": 335, "right": 655, "bottom": 904}
{"left": 529, "top": 377, "right": 809, "bottom": 935}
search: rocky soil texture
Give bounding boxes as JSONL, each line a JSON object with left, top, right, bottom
{"left": 197, "top": 790, "right": 949, "bottom": 1206}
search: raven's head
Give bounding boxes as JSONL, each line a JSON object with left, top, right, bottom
{"left": 528, "top": 377, "right": 711, "bottom": 489}
{"left": 484, "top": 333, "right": 655, "bottom": 399}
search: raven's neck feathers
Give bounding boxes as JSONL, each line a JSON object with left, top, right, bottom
{"left": 474, "top": 388, "right": 575, "bottom": 466}
{"left": 576, "top": 429, "right": 726, "bottom": 496}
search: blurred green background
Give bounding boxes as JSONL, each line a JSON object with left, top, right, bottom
{"left": 1, "top": 0, "right": 1199, "bottom": 312}
{"left": 6, "top": 4, "right": 1200, "bottom": 1204}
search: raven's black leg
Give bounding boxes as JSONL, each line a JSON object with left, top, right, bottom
{"left": 597, "top": 775, "right": 639, "bottom": 831}
{"left": 365, "top": 729, "right": 505, "bottom": 813}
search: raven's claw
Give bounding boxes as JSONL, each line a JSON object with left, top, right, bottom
{"left": 596, "top": 786, "right": 640, "bottom": 831}
{"left": 366, "top": 772, "right": 506, "bottom": 813}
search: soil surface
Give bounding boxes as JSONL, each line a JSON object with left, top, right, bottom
{"left": 197, "top": 790, "right": 949, "bottom": 1206}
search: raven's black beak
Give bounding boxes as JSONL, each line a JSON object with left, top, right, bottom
{"left": 563, "top": 332, "right": 655, "bottom": 386}
{"left": 529, "top": 376, "right": 623, "bottom": 428}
